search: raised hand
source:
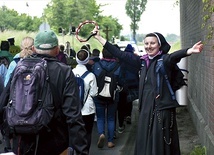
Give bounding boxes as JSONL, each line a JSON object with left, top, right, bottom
{"left": 92, "top": 27, "right": 107, "bottom": 45}
{"left": 187, "top": 41, "right": 203, "bottom": 55}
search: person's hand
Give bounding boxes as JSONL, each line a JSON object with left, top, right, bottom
{"left": 92, "top": 27, "right": 107, "bottom": 45}
{"left": 92, "top": 27, "right": 100, "bottom": 39}
{"left": 187, "top": 41, "right": 203, "bottom": 55}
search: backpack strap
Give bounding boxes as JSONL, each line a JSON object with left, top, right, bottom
{"left": 111, "top": 63, "right": 120, "bottom": 73}
{"left": 156, "top": 55, "right": 176, "bottom": 100}
{"left": 81, "top": 70, "right": 90, "bottom": 104}
{"left": 81, "top": 70, "right": 90, "bottom": 79}
{"left": 180, "top": 68, "right": 189, "bottom": 81}
{"left": 45, "top": 59, "right": 60, "bottom": 109}
{"left": 13, "top": 57, "right": 20, "bottom": 64}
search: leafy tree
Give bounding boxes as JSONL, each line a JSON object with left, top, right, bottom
{"left": 30, "top": 17, "right": 43, "bottom": 32}
{"left": 44, "top": 0, "right": 101, "bottom": 34}
{"left": 165, "top": 33, "right": 180, "bottom": 43}
{"left": 0, "top": 5, "right": 42, "bottom": 32}
{"left": 0, "top": 0, "right": 123, "bottom": 39}
{"left": 44, "top": 0, "right": 122, "bottom": 40}
{"left": 125, "top": 0, "right": 147, "bottom": 42}
{"left": 0, "top": 6, "right": 20, "bottom": 31}
{"left": 44, "top": 0, "right": 67, "bottom": 33}
{"left": 99, "top": 15, "right": 122, "bottom": 41}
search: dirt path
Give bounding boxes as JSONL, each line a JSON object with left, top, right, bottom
{"left": 177, "top": 107, "right": 200, "bottom": 155}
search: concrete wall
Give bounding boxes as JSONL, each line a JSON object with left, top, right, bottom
{"left": 180, "top": 0, "right": 214, "bottom": 154}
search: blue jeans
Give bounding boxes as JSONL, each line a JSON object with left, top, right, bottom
{"left": 94, "top": 97, "right": 118, "bottom": 142}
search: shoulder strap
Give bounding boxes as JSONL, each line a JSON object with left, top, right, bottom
{"left": 111, "top": 63, "right": 120, "bottom": 73}
{"left": 44, "top": 58, "right": 60, "bottom": 109}
{"left": 80, "top": 70, "right": 91, "bottom": 105}
{"left": 156, "top": 55, "right": 176, "bottom": 100}
{"left": 81, "top": 70, "right": 90, "bottom": 79}
{"left": 14, "top": 58, "right": 20, "bottom": 64}
{"left": 98, "top": 61, "right": 104, "bottom": 70}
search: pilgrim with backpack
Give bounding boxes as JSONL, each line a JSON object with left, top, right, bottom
{"left": 72, "top": 49, "right": 98, "bottom": 151}
{"left": 92, "top": 47, "right": 121, "bottom": 149}
{"left": 0, "top": 40, "right": 13, "bottom": 96}
{"left": 0, "top": 30, "right": 88, "bottom": 155}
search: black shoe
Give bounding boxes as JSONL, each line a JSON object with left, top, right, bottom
{"left": 118, "top": 125, "right": 125, "bottom": 133}
{"left": 4, "top": 147, "right": 12, "bottom": 152}
{"left": 126, "top": 116, "right": 131, "bottom": 124}
{"left": 114, "top": 131, "right": 117, "bottom": 139}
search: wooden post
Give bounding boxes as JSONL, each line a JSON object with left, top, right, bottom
{"left": 103, "top": 26, "right": 112, "bottom": 41}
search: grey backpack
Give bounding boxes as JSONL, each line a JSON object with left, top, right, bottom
{"left": 6, "top": 57, "right": 54, "bottom": 134}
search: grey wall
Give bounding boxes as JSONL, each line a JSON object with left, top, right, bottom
{"left": 180, "top": 0, "right": 214, "bottom": 154}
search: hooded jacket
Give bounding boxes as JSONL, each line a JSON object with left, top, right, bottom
{"left": 92, "top": 58, "right": 121, "bottom": 102}
{"left": 92, "top": 58, "right": 120, "bottom": 81}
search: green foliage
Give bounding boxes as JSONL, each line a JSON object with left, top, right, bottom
{"left": 166, "top": 34, "right": 180, "bottom": 43}
{"left": 0, "top": 5, "right": 42, "bottom": 32}
{"left": 125, "top": 0, "right": 147, "bottom": 24}
{"left": 174, "top": 0, "right": 179, "bottom": 6}
{"left": 190, "top": 145, "right": 206, "bottom": 155}
{"left": 120, "top": 36, "right": 126, "bottom": 41}
{"left": 44, "top": 0, "right": 122, "bottom": 40}
{"left": 0, "top": 0, "right": 122, "bottom": 41}
{"left": 125, "top": 0, "right": 147, "bottom": 40}
{"left": 201, "top": 0, "right": 214, "bottom": 48}
{"left": 202, "top": 0, "right": 209, "bottom": 3}
{"left": 98, "top": 16, "right": 122, "bottom": 40}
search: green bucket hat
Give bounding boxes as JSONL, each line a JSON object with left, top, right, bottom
{"left": 34, "top": 30, "right": 58, "bottom": 50}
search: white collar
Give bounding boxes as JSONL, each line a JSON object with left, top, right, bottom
{"left": 148, "top": 51, "right": 162, "bottom": 59}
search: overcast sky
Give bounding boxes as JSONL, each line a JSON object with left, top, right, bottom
{"left": 0, "top": 0, "right": 180, "bottom": 36}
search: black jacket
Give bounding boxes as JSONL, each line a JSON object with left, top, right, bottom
{"left": 0, "top": 54, "right": 88, "bottom": 155}
{"left": 103, "top": 42, "right": 189, "bottom": 110}
{"left": 103, "top": 42, "right": 189, "bottom": 155}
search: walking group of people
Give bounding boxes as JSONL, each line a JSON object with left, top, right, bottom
{"left": 0, "top": 27, "right": 203, "bottom": 155}
{"left": 73, "top": 40, "right": 137, "bottom": 150}
{"left": 0, "top": 37, "right": 21, "bottom": 96}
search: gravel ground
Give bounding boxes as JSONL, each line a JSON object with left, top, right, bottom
{"left": 177, "top": 107, "right": 201, "bottom": 155}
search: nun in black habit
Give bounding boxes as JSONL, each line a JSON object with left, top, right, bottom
{"left": 92, "top": 28, "right": 203, "bottom": 155}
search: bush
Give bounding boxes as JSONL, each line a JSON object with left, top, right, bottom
{"left": 190, "top": 145, "right": 206, "bottom": 155}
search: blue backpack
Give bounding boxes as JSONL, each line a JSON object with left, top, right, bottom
{"left": 155, "top": 55, "right": 187, "bottom": 103}
{"left": 0, "top": 64, "right": 7, "bottom": 95}
{"left": 75, "top": 71, "right": 90, "bottom": 107}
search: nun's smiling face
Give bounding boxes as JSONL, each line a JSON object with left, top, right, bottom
{"left": 144, "top": 36, "right": 161, "bottom": 56}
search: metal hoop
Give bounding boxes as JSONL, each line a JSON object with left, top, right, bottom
{"left": 75, "top": 20, "right": 98, "bottom": 42}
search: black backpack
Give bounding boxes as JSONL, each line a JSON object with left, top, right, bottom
{"left": 5, "top": 57, "right": 55, "bottom": 134}
{"left": 0, "top": 56, "right": 10, "bottom": 69}
{"left": 95, "top": 62, "right": 120, "bottom": 101}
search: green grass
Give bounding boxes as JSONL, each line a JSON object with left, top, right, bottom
{"left": 0, "top": 30, "right": 181, "bottom": 55}
{"left": 0, "top": 30, "right": 36, "bottom": 47}
{"left": 169, "top": 41, "right": 181, "bottom": 53}
{"left": 0, "top": 30, "right": 103, "bottom": 52}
